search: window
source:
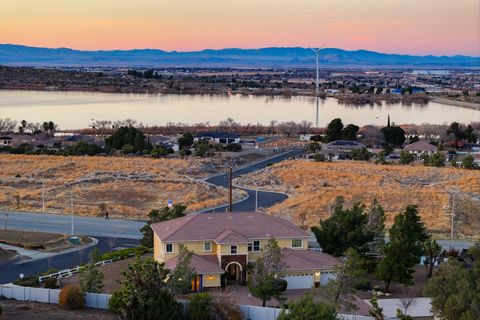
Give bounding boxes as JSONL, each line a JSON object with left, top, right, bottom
{"left": 292, "top": 239, "right": 303, "bottom": 248}
{"left": 204, "top": 242, "right": 212, "bottom": 252}
{"left": 248, "top": 241, "right": 261, "bottom": 252}
{"left": 165, "top": 243, "right": 173, "bottom": 253}
{"left": 230, "top": 245, "right": 237, "bottom": 254}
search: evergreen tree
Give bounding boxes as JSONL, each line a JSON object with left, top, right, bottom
{"left": 376, "top": 206, "right": 429, "bottom": 292}
{"left": 140, "top": 204, "right": 187, "bottom": 247}
{"left": 109, "top": 258, "right": 183, "bottom": 320}
{"left": 277, "top": 294, "right": 337, "bottom": 320}
{"left": 168, "top": 244, "right": 195, "bottom": 295}
{"left": 323, "top": 248, "right": 366, "bottom": 311}
{"left": 248, "top": 238, "right": 286, "bottom": 307}
{"left": 312, "top": 203, "right": 374, "bottom": 257}
{"left": 79, "top": 248, "right": 104, "bottom": 293}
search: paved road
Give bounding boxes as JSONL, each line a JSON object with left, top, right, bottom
{"left": 0, "top": 237, "right": 140, "bottom": 284}
{"left": 201, "top": 149, "right": 302, "bottom": 212}
{"left": 3, "top": 211, "right": 146, "bottom": 239}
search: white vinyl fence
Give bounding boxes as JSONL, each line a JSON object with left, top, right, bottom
{"left": 0, "top": 284, "right": 375, "bottom": 319}
{"left": 0, "top": 284, "right": 111, "bottom": 310}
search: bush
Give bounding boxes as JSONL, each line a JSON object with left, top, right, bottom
{"left": 188, "top": 293, "right": 212, "bottom": 320}
{"left": 225, "top": 143, "right": 242, "bottom": 152}
{"left": 59, "top": 285, "right": 85, "bottom": 310}
{"left": 210, "top": 294, "right": 242, "bottom": 320}
{"left": 13, "top": 275, "right": 40, "bottom": 287}
{"left": 43, "top": 277, "right": 59, "bottom": 289}
{"left": 353, "top": 279, "right": 372, "bottom": 291}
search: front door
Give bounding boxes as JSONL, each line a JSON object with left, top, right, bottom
{"left": 226, "top": 263, "right": 241, "bottom": 283}
{"left": 191, "top": 275, "right": 202, "bottom": 292}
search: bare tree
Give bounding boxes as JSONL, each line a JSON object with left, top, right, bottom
{"left": 398, "top": 287, "right": 417, "bottom": 316}
{"left": 0, "top": 118, "right": 17, "bottom": 133}
{"left": 107, "top": 237, "right": 117, "bottom": 253}
{"left": 90, "top": 120, "right": 112, "bottom": 135}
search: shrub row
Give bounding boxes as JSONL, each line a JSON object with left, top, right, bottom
{"left": 97, "top": 246, "right": 151, "bottom": 262}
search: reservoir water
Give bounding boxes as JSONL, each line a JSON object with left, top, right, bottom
{"left": 0, "top": 90, "right": 479, "bottom": 130}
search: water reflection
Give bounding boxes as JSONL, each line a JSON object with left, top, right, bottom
{"left": 0, "top": 90, "right": 478, "bottom": 130}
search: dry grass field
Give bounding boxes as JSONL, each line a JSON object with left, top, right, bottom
{"left": 0, "top": 155, "right": 243, "bottom": 218}
{"left": 236, "top": 160, "right": 480, "bottom": 238}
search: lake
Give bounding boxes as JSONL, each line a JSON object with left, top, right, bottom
{"left": 0, "top": 90, "right": 479, "bottom": 130}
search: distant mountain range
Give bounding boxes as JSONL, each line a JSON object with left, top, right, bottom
{"left": 1, "top": 44, "right": 479, "bottom": 68}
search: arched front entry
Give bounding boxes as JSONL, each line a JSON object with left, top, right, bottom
{"left": 225, "top": 261, "right": 243, "bottom": 285}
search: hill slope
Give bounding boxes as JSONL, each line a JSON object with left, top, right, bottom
{"left": 1, "top": 44, "right": 478, "bottom": 68}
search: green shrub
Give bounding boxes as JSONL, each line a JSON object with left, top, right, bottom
{"left": 13, "top": 275, "right": 40, "bottom": 287}
{"left": 43, "top": 277, "right": 59, "bottom": 289}
{"left": 59, "top": 285, "right": 85, "bottom": 310}
{"left": 188, "top": 293, "right": 212, "bottom": 320}
{"left": 353, "top": 279, "right": 372, "bottom": 291}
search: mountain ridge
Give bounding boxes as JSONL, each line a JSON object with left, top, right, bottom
{"left": 1, "top": 44, "right": 479, "bottom": 68}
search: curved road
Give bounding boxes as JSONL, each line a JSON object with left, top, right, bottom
{"left": 201, "top": 149, "right": 302, "bottom": 212}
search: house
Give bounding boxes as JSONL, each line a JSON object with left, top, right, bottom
{"left": 403, "top": 141, "right": 437, "bottom": 160}
{"left": 151, "top": 212, "right": 339, "bottom": 292}
{"left": 0, "top": 136, "right": 13, "bottom": 147}
{"left": 194, "top": 132, "right": 240, "bottom": 144}
{"left": 324, "top": 140, "right": 366, "bottom": 159}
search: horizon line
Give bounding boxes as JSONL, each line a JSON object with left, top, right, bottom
{"left": 2, "top": 43, "right": 479, "bottom": 58}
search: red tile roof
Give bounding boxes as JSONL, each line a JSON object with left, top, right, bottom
{"left": 151, "top": 212, "right": 310, "bottom": 242}
{"left": 281, "top": 248, "right": 340, "bottom": 271}
{"left": 164, "top": 254, "right": 224, "bottom": 275}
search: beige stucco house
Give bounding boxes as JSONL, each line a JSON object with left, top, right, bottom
{"left": 151, "top": 212, "right": 339, "bottom": 292}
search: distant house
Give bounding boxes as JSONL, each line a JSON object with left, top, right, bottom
{"left": 194, "top": 132, "right": 240, "bottom": 144}
{"left": 0, "top": 136, "right": 13, "bottom": 147}
{"left": 324, "top": 140, "right": 366, "bottom": 158}
{"left": 152, "top": 212, "right": 339, "bottom": 292}
{"left": 403, "top": 141, "right": 437, "bottom": 159}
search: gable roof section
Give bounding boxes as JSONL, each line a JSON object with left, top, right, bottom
{"left": 164, "top": 254, "right": 224, "bottom": 274}
{"left": 151, "top": 212, "right": 310, "bottom": 243}
{"left": 281, "top": 248, "right": 340, "bottom": 271}
{"left": 215, "top": 228, "right": 250, "bottom": 244}
{"left": 404, "top": 141, "right": 437, "bottom": 152}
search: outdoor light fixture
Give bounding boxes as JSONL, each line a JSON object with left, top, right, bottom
{"left": 208, "top": 275, "right": 214, "bottom": 280}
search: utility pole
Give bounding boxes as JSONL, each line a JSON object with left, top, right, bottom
{"left": 70, "top": 189, "right": 74, "bottom": 235}
{"left": 450, "top": 193, "right": 455, "bottom": 240}
{"left": 255, "top": 183, "right": 258, "bottom": 211}
{"left": 42, "top": 174, "right": 45, "bottom": 213}
{"left": 228, "top": 166, "right": 233, "bottom": 212}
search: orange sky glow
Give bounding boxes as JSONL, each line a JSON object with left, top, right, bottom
{"left": 1, "top": 0, "right": 479, "bottom": 55}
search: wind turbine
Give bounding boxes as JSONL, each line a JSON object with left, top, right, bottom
{"left": 311, "top": 43, "right": 326, "bottom": 127}
{"left": 311, "top": 43, "right": 327, "bottom": 95}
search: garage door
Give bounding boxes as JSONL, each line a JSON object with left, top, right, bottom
{"left": 284, "top": 274, "right": 313, "bottom": 289}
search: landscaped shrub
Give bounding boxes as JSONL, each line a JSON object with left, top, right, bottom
{"left": 43, "top": 277, "right": 59, "bottom": 289}
{"left": 188, "top": 293, "right": 212, "bottom": 320}
{"left": 13, "top": 275, "right": 40, "bottom": 287}
{"left": 59, "top": 285, "right": 85, "bottom": 310}
{"left": 98, "top": 246, "right": 151, "bottom": 262}
{"left": 210, "top": 294, "right": 242, "bottom": 320}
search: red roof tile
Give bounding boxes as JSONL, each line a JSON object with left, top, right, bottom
{"left": 164, "top": 254, "right": 224, "bottom": 275}
{"left": 281, "top": 248, "right": 340, "bottom": 271}
{"left": 151, "top": 212, "right": 310, "bottom": 242}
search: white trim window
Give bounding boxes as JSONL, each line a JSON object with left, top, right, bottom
{"left": 165, "top": 243, "right": 174, "bottom": 253}
{"left": 230, "top": 245, "right": 238, "bottom": 254}
{"left": 204, "top": 242, "right": 212, "bottom": 252}
{"left": 248, "top": 241, "right": 261, "bottom": 252}
{"left": 291, "top": 239, "right": 303, "bottom": 249}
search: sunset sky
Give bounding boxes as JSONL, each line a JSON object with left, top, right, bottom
{"left": 1, "top": 0, "right": 479, "bottom": 56}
